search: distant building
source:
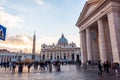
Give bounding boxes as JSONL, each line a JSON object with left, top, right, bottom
{"left": 0, "top": 49, "right": 40, "bottom": 63}
{"left": 40, "top": 34, "right": 81, "bottom": 61}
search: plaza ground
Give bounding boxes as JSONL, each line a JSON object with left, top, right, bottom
{"left": 0, "top": 65, "right": 120, "bottom": 80}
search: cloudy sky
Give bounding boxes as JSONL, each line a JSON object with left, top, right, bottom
{"left": 0, "top": 0, "right": 86, "bottom": 53}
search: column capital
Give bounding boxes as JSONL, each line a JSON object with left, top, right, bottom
{"left": 97, "top": 17, "right": 105, "bottom": 22}
{"left": 107, "top": 5, "right": 120, "bottom": 15}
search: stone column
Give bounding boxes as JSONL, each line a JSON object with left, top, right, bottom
{"left": 86, "top": 28, "right": 92, "bottom": 61}
{"left": 53, "top": 51, "right": 55, "bottom": 60}
{"left": 107, "top": 10, "right": 120, "bottom": 63}
{"left": 55, "top": 52, "right": 57, "bottom": 60}
{"left": 3, "top": 56, "right": 5, "bottom": 62}
{"left": 65, "top": 51, "right": 68, "bottom": 59}
{"left": 80, "top": 30, "right": 87, "bottom": 63}
{"left": 61, "top": 51, "right": 62, "bottom": 59}
{"left": 48, "top": 51, "right": 50, "bottom": 60}
{"left": 98, "top": 19, "right": 107, "bottom": 63}
{"left": 45, "top": 52, "right": 47, "bottom": 60}
{"left": 59, "top": 52, "right": 60, "bottom": 59}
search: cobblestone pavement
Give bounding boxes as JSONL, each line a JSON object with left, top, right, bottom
{"left": 0, "top": 65, "right": 120, "bottom": 80}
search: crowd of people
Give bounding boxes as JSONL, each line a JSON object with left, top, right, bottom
{"left": 98, "top": 60, "right": 120, "bottom": 77}
{"left": 0, "top": 60, "right": 119, "bottom": 77}
{"left": 0, "top": 60, "right": 81, "bottom": 73}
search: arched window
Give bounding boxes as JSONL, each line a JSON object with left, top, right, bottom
{"left": 43, "top": 55, "right": 45, "bottom": 60}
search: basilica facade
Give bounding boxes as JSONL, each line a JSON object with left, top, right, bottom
{"left": 40, "top": 34, "right": 80, "bottom": 61}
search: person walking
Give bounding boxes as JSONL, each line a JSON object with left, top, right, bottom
{"left": 28, "top": 63, "right": 32, "bottom": 72}
{"left": 106, "top": 61, "right": 110, "bottom": 73}
{"left": 18, "top": 62, "right": 23, "bottom": 73}
{"left": 49, "top": 61, "right": 52, "bottom": 72}
{"left": 98, "top": 60, "right": 102, "bottom": 76}
{"left": 12, "top": 62, "right": 16, "bottom": 73}
{"left": 114, "top": 62, "right": 120, "bottom": 76}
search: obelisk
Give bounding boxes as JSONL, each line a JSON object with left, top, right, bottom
{"left": 32, "top": 32, "right": 36, "bottom": 60}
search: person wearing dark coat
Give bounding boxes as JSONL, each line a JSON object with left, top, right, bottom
{"left": 98, "top": 61, "right": 102, "bottom": 76}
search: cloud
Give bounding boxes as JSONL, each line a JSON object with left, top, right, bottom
{"left": 0, "top": 6, "right": 4, "bottom": 10}
{"left": 0, "top": 35, "right": 33, "bottom": 53}
{"left": 7, "top": 35, "right": 32, "bottom": 45}
{"left": 0, "top": 6, "right": 22, "bottom": 28}
{"left": 35, "top": 0, "right": 44, "bottom": 5}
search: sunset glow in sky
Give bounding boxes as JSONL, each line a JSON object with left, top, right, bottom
{"left": 0, "top": 0, "right": 86, "bottom": 53}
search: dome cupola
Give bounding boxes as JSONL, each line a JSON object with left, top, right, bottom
{"left": 58, "top": 34, "right": 68, "bottom": 45}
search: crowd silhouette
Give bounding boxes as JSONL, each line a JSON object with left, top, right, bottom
{"left": 0, "top": 59, "right": 119, "bottom": 77}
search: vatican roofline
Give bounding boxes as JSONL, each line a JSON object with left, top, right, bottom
{"left": 41, "top": 34, "right": 77, "bottom": 48}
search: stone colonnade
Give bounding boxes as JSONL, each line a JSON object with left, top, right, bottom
{"left": 76, "top": 0, "right": 120, "bottom": 64}
{"left": 80, "top": 9, "right": 120, "bottom": 63}
{"left": 0, "top": 55, "right": 17, "bottom": 63}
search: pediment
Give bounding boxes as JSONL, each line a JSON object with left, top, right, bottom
{"left": 76, "top": 0, "right": 101, "bottom": 26}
